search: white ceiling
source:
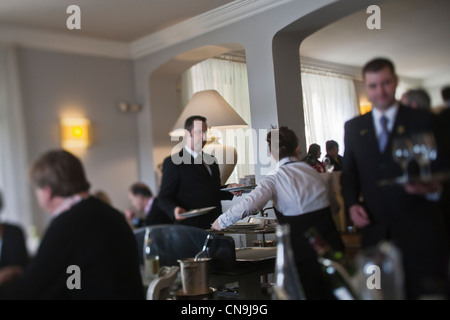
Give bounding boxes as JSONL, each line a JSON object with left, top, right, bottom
{"left": 301, "top": 0, "right": 450, "bottom": 82}
{"left": 0, "top": 0, "right": 234, "bottom": 42}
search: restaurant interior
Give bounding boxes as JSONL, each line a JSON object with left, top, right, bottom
{"left": 0, "top": 0, "right": 449, "bottom": 300}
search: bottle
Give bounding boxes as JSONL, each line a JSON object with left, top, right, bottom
{"left": 143, "top": 228, "right": 160, "bottom": 286}
{"left": 319, "top": 257, "right": 359, "bottom": 300}
{"left": 304, "top": 227, "right": 356, "bottom": 277}
{"left": 355, "top": 241, "right": 405, "bottom": 300}
{"left": 272, "top": 224, "right": 306, "bottom": 300}
{"left": 304, "top": 227, "right": 359, "bottom": 299}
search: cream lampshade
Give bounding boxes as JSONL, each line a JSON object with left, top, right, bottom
{"left": 169, "top": 89, "right": 248, "bottom": 184}
{"left": 169, "top": 90, "right": 248, "bottom": 136}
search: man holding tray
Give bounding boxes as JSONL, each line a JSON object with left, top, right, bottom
{"left": 158, "top": 115, "right": 242, "bottom": 229}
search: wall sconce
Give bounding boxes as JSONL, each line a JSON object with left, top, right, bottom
{"left": 359, "top": 102, "right": 372, "bottom": 115}
{"left": 61, "top": 117, "right": 91, "bottom": 149}
{"left": 118, "top": 101, "right": 142, "bottom": 113}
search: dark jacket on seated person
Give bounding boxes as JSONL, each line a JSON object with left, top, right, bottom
{"left": 0, "top": 197, "right": 144, "bottom": 300}
{"left": 0, "top": 223, "right": 29, "bottom": 270}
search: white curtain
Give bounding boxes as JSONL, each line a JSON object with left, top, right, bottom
{"left": 301, "top": 68, "right": 360, "bottom": 157}
{"left": 181, "top": 58, "right": 255, "bottom": 183}
{"left": 0, "top": 44, "right": 33, "bottom": 231}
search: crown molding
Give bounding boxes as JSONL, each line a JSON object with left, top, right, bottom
{"left": 300, "top": 56, "right": 363, "bottom": 80}
{"left": 0, "top": 25, "right": 131, "bottom": 59}
{"left": 130, "top": 0, "right": 294, "bottom": 59}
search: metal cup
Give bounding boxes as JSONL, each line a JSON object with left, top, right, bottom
{"left": 177, "top": 258, "right": 211, "bottom": 295}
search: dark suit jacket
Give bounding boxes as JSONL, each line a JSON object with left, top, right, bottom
{"left": 0, "top": 197, "right": 144, "bottom": 300}
{"left": 144, "top": 197, "right": 173, "bottom": 225}
{"left": 341, "top": 105, "right": 449, "bottom": 299}
{"left": 0, "top": 223, "right": 29, "bottom": 269}
{"left": 158, "top": 149, "right": 233, "bottom": 229}
{"left": 438, "top": 107, "right": 450, "bottom": 242}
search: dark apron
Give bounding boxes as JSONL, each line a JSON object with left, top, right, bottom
{"left": 273, "top": 206, "right": 344, "bottom": 264}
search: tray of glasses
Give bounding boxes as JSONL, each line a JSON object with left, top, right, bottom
{"left": 378, "top": 171, "right": 450, "bottom": 187}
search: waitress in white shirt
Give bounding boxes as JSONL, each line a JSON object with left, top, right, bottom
{"left": 212, "top": 126, "right": 344, "bottom": 300}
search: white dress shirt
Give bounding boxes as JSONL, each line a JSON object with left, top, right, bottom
{"left": 184, "top": 145, "right": 212, "bottom": 175}
{"left": 217, "top": 156, "right": 330, "bottom": 229}
{"left": 372, "top": 103, "right": 399, "bottom": 137}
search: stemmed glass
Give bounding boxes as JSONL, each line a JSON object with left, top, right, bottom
{"left": 322, "top": 157, "right": 334, "bottom": 173}
{"left": 411, "top": 132, "right": 437, "bottom": 180}
{"left": 355, "top": 241, "right": 405, "bottom": 300}
{"left": 392, "top": 137, "right": 413, "bottom": 182}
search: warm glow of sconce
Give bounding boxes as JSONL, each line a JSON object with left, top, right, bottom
{"left": 61, "top": 117, "right": 90, "bottom": 149}
{"left": 359, "top": 102, "right": 372, "bottom": 115}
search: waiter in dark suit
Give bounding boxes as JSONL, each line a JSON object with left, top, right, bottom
{"left": 158, "top": 115, "right": 242, "bottom": 229}
{"left": 341, "top": 58, "right": 449, "bottom": 299}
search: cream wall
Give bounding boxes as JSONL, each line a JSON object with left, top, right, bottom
{"left": 18, "top": 48, "right": 139, "bottom": 233}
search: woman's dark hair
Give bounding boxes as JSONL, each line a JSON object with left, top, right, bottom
{"left": 266, "top": 126, "right": 298, "bottom": 160}
{"left": 302, "top": 143, "right": 321, "bottom": 165}
{"left": 307, "top": 143, "right": 321, "bottom": 157}
{"left": 30, "top": 149, "right": 91, "bottom": 197}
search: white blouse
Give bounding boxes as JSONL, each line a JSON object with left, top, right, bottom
{"left": 217, "top": 157, "right": 330, "bottom": 229}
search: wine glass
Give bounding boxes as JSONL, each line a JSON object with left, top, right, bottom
{"left": 411, "top": 132, "right": 437, "bottom": 180}
{"left": 355, "top": 241, "right": 405, "bottom": 300}
{"left": 323, "top": 157, "right": 334, "bottom": 172}
{"left": 391, "top": 137, "right": 413, "bottom": 182}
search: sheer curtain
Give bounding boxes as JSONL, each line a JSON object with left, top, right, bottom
{"left": 0, "top": 44, "right": 33, "bottom": 231}
{"left": 180, "top": 57, "right": 255, "bottom": 183}
{"left": 301, "top": 68, "right": 360, "bottom": 156}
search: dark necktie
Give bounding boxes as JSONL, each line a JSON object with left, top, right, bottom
{"left": 378, "top": 115, "right": 389, "bottom": 152}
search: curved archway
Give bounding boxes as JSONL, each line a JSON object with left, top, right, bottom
{"left": 147, "top": 43, "right": 245, "bottom": 186}
{"left": 272, "top": 0, "right": 381, "bottom": 154}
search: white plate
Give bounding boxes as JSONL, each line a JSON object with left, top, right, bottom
{"left": 235, "top": 247, "right": 277, "bottom": 261}
{"left": 220, "top": 185, "right": 257, "bottom": 192}
{"left": 179, "top": 206, "right": 216, "bottom": 218}
{"left": 228, "top": 222, "right": 260, "bottom": 229}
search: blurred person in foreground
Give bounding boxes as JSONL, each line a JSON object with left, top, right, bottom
{"left": 0, "top": 192, "right": 29, "bottom": 286}
{"left": 341, "top": 57, "right": 449, "bottom": 299}
{"left": 0, "top": 149, "right": 144, "bottom": 299}
{"left": 212, "top": 126, "right": 344, "bottom": 300}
